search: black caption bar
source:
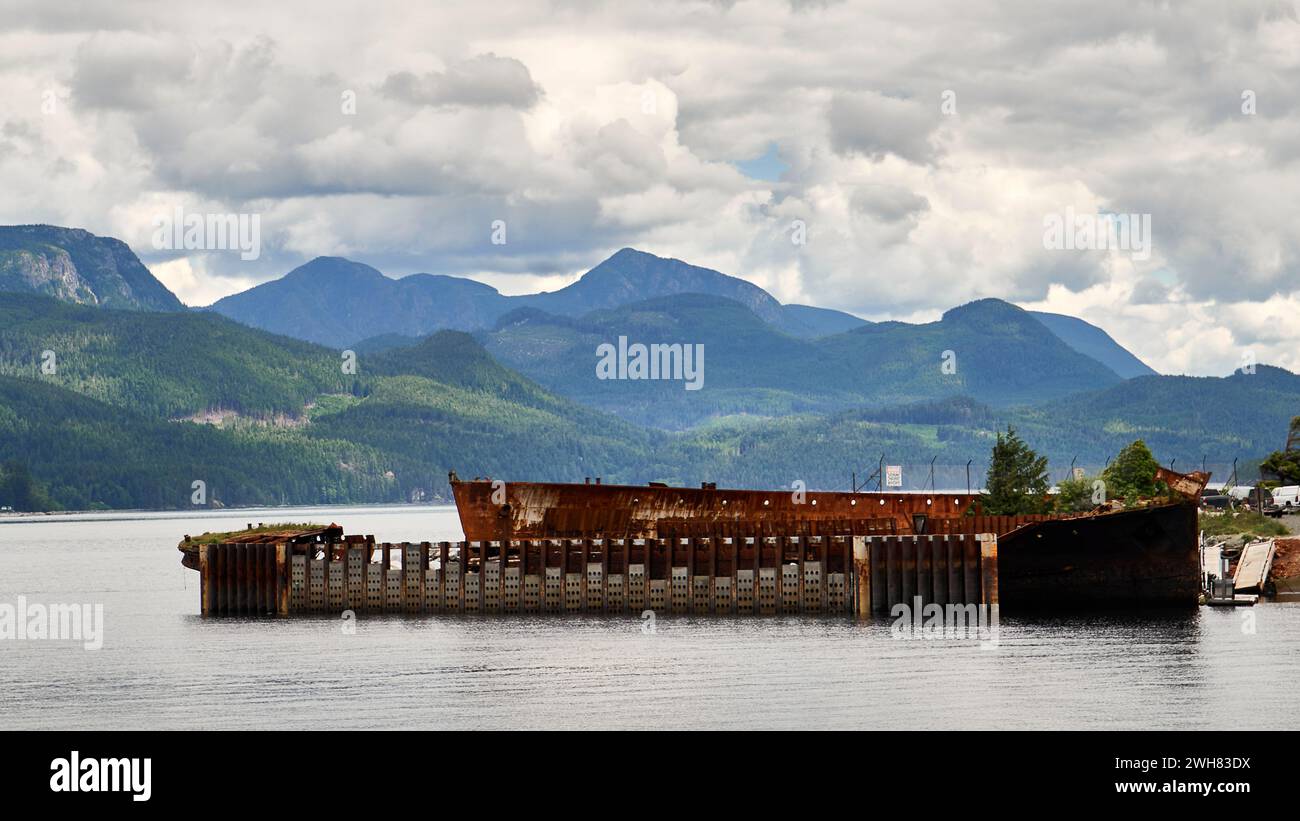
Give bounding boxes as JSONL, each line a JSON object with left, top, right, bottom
{"left": 1, "top": 731, "right": 1286, "bottom": 810}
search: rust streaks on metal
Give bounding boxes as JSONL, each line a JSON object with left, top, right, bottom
{"left": 1156, "top": 467, "right": 1210, "bottom": 500}
{"left": 452, "top": 477, "right": 980, "bottom": 542}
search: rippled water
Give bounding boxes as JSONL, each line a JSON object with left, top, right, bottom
{"left": 1, "top": 505, "right": 1298, "bottom": 730}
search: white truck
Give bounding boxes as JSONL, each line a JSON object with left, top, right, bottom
{"left": 1225, "top": 485, "right": 1282, "bottom": 516}
{"left": 1272, "top": 485, "right": 1300, "bottom": 511}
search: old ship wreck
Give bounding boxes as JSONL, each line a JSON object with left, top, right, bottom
{"left": 183, "top": 466, "right": 1209, "bottom": 617}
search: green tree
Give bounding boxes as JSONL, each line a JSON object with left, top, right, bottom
{"left": 1101, "top": 439, "right": 1163, "bottom": 503}
{"left": 0, "top": 460, "right": 55, "bottom": 512}
{"left": 1261, "top": 449, "right": 1300, "bottom": 484}
{"left": 1054, "top": 474, "right": 1100, "bottom": 513}
{"left": 980, "top": 426, "right": 1050, "bottom": 515}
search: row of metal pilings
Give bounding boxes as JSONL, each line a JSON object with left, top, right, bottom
{"left": 195, "top": 532, "right": 998, "bottom": 616}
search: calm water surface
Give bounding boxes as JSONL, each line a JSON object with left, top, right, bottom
{"left": 1, "top": 505, "right": 1297, "bottom": 730}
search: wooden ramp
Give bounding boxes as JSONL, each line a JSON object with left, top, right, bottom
{"left": 1233, "top": 539, "right": 1276, "bottom": 594}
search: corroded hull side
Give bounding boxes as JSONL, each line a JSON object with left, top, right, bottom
{"left": 997, "top": 502, "right": 1200, "bottom": 607}
{"left": 451, "top": 479, "right": 1202, "bottom": 608}
{"left": 451, "top": 479, "right": 983, "bottom": 541}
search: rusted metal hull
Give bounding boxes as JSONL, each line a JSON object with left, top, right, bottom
{"left": 451, "top": 478, "right": 987, "bottom": 541}
{"left": 452, "top": 478, "right": 1202, "bottom": 608}
{"left": 1156, "top": 467, "right": 1210, "bottom": 498}
{"left": 996, "top": 501, "right": 1200, "bottom": 607}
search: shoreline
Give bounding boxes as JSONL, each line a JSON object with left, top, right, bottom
{"left": 0, "top": 500, "right": 458, "bottom": 525}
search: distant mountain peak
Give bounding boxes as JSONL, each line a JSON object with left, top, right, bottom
{"left": 526, "top": 247, "right": 784, "bottom": 323}
{"left": 938, "top": 299, "right": 1157, "bottom": 380}
{"left": 941, "top": 297, "right": 1029, "bottom": 323}
{"left": 282, "top": 256, "right": 387, "bottom": 284}
{"left": 209, "top": 254, "right": 512, "bottom": 346}
{"left": 610, "top": 246, "right": 649, "bottom": 259}
{"left": 1227, "top": 363, "right": 1297, "bottom": 383}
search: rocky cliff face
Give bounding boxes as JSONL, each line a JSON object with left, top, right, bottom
{"left": 0, "top": 247, "right": 97, "bottom": 304}
{"left": 0, "top": 225, "right": 184, "bottom": 311}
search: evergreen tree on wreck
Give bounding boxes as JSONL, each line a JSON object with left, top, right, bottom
{"left": 1101, "top": 439, "right": 1164, "bottom": 503}
{"left": 979, "top": 426, "right": 1050, "bottom": 515}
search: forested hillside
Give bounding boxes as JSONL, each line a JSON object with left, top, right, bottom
{"left": 482, "top": 294, "right": 1124, "bottom": 427}
{"left": 0, "top": 294, "right": 355, "bottom": 418}
{"left": 0, "top": 294, "right": 1292, "bottom": 511}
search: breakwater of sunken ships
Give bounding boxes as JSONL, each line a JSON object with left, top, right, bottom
{"left": 180, "top": 466, "right": 1209, "bottom": 617}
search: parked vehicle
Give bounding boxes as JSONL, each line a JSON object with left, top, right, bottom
{"left": 1225, "top": 485, "right": 1276, "bottom": 509}
{"left": 1200, "top": 494, "right": 1234, "bottom": 511}
{"left": 1250, "top": 487, "right": 1281, "bottom": 516}
{"left": 1272, "top": 485, "right": 1300, "bottom": 511}
{"left": 1206, "top": 487, "right": 1283, "bottom": 516}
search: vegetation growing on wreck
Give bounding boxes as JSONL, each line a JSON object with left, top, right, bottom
{"left": 1053, "top": 474, "right": 1099, "bottom": 513}
{"left": 980, "top": 426, "right": 1051, "bottom": 515}
{"left": 183, "top": 523, "right": 327, "bottom": 545}
{"left": 981, "top": 433, "right": 1176, "bottom": 516}
{"left": 1101, "top": 440, "right": 1167, "bottom": 504}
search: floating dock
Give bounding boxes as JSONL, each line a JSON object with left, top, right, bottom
{"left": 1200, "top": 538, "right": 1270, "bottom": 606}
{"left": 189, "top": 533, "right": 999, "bottom": 618}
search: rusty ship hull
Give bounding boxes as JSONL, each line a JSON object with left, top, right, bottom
{"left": 451, "top": 476, "right": 1203, "bottom": 607}
{"left": 996, "top": 501, "right": 1200, "bottom": 607}
{"left": 450, "top": 478, "right": 986, "bottom": 541}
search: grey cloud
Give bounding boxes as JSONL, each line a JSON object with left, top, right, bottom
{"left": 1007, "top": 254, "right": 1110, "bottom": 304}
{"left": 2, "top": 0, "right": 150, "bottom": 33}
{"left": 1130, "top": 277, "right": 1172, "bottom": 305}
{"left": 70, "top": 32, "right": 193, "bottom": 111}
{"left": 1105, "top": 164, "right": 1300, "bottom": 303}
{"left": 827, "top": 91, "right": 938, "bottom": 164}
{"left": 64, "top": 36, "right": 544, "bottom": 203}
{"left": 576, "top": 119, "right": 669, "bottom": 193}
{"left": 849, "top": 185, "right": 929, "bottom": 223}
{"left": 380, "top": 54, "right": 542, "bottom": 109}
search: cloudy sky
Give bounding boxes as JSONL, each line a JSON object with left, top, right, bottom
{"left": 3, "top": 0, "right": 1299, "bottom": 375}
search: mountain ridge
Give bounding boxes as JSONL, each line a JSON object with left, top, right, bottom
{"left": 208, "top": 247, "right": 869, "bottom": 344}
{"left": 1028, "top": 310, "right": 1157, "bottom": 378}
{"left": 480, "top": 292, "right": 1126, "bottom": 428}
{"left": 0, "top": 292, "right": 1292, "bottom": 512}
{"left": 0, "top": 225, "right": 184, "bottom": 311}
{"left": 0, "top": 225, "right": 1158, "bottom": 381}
